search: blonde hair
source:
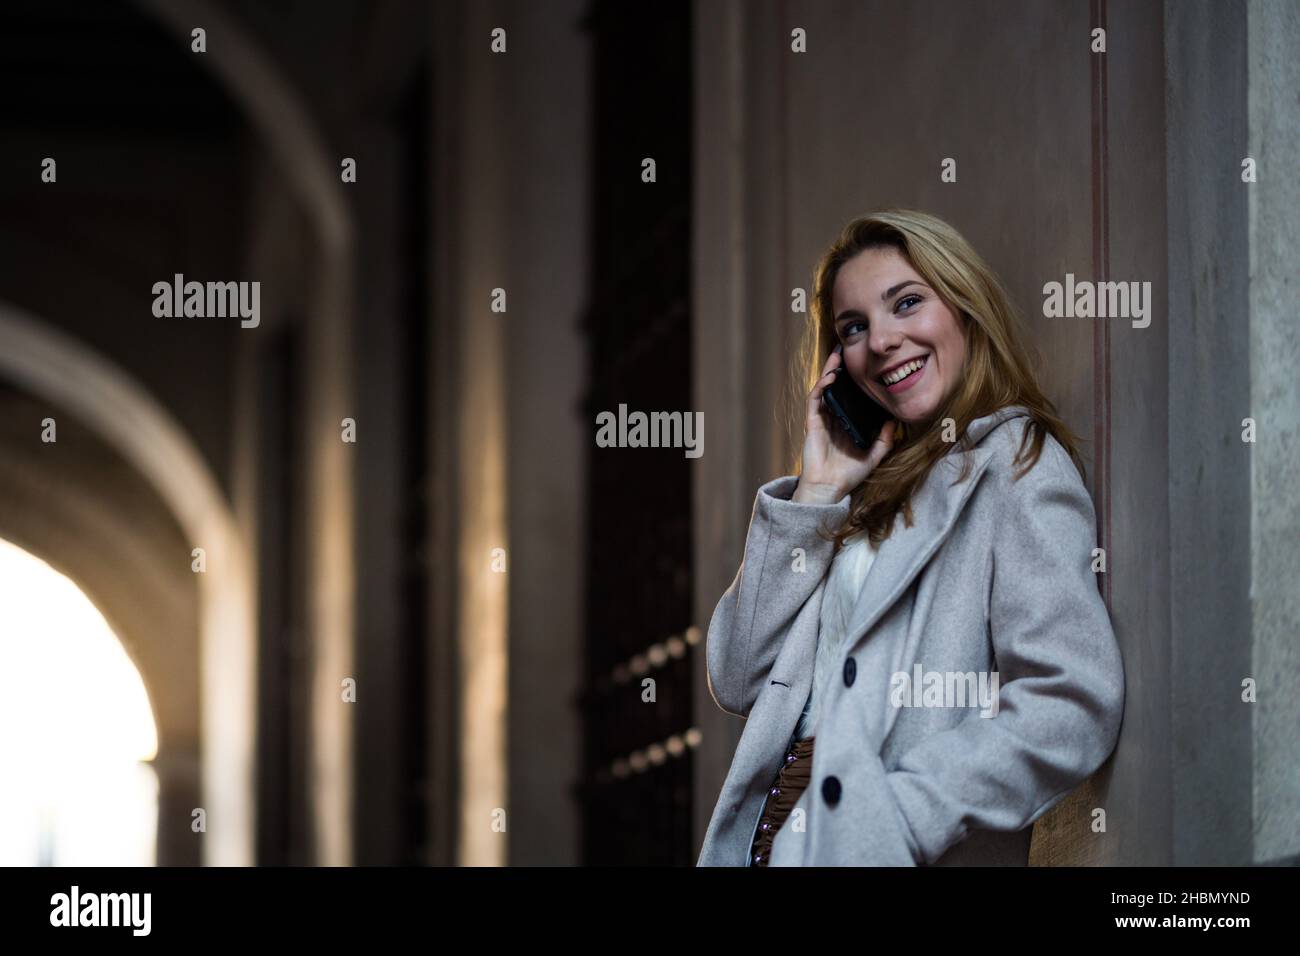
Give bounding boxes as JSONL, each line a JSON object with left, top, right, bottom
{"left": 784, "top": 209, "right": 1085, "bottom": 549}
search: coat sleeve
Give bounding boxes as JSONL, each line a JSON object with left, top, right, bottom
{"left": 878, "top": 440, "right": 1126, "bottom": 863}
{"left": 705, "top": 474, "right": 851, "bottom": 718}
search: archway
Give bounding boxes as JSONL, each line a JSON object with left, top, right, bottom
{"left": 0, "top": 302, "right": 254, "bottom": 865}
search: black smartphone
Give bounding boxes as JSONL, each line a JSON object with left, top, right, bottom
{"left": 821, "top": 348, "right": 891, "bottom": 449}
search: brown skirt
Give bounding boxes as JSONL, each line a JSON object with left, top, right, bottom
{"left": 749, "top": 736, "right": 815, "bottom": 866}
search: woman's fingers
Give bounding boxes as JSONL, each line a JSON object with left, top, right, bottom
{"left": 807, "top": 373, "right": 835, "bottom": 420}
{"left": 808, "top": 347, "right": 842, "bottom": 416}
{"left": 864, "top": 420, "right": 897, "bottom": 471}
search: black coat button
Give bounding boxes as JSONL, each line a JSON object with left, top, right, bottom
{"left": 843, "top": 656, "right": 856, "bottom": 687}
{"left": 822, "top": 775, "right": 842, "bottom": 805}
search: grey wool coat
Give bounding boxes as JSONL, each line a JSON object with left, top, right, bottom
{"left": 697, "top": 405, "right": 1126, "bottom": 866}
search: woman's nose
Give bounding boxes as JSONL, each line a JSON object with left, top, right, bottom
{"left": 869, "top": 326, "right": 903, "bottom": 355}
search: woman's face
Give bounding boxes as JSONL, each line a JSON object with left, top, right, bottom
{"left": 830, "top": 246, "right": 967, "bottom": 426}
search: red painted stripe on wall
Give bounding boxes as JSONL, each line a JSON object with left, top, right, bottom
{"left": 1090, "top": 0, "right": 1112, "bottom": 609}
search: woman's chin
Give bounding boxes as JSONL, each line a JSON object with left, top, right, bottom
{"left": 890, "top": 397, "right": 939, "bottom": 427}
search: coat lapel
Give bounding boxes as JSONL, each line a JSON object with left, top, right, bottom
{"left": 839, "top": 406, "right": 1030, "bottom": 746}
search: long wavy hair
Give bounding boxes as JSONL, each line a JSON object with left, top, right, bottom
{"left": 784, "top": 209, "right": 1086, "bottom": 550}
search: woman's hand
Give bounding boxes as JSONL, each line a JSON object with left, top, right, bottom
{"left": 792, "top": 345, "right": 897, "bottom": 504}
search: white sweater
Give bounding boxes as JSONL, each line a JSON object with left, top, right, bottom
{"left": 793, "top": 530, "right": 877, "bottom": 741}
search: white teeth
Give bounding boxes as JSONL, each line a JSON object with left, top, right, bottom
{"left": 882, "top": 356, "right": 927, "bottom": 385}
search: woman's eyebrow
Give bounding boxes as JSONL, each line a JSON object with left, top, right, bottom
{"left": 880, "top": 279, "right": 925, "bottom": 301}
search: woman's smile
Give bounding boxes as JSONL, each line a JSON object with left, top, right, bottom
{"left": 879, "top": 353, "right": 929, "bottom": 392}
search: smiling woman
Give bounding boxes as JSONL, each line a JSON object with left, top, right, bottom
{"left": 698, "top": 209, "right": 1125, "bottom": 867}
{"left": 0, "top": 538, "right": 159, "bottom": 866}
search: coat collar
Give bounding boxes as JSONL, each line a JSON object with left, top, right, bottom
{"left": 960, "top": 403, "right": 1031, "bottom": 446}
{"left": 839, "top": 405, "right": 1031, "bottom": 718}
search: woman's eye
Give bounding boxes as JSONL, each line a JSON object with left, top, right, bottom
{"left": 896, "top": 294, "right": 922, "bottom": 311}
{"left": 843, "top": 321, "right": 866, "bottom": 337}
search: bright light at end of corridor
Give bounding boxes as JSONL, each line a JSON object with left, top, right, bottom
{"left": 0, "top": 538, "right": 159, "bottom": 865}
